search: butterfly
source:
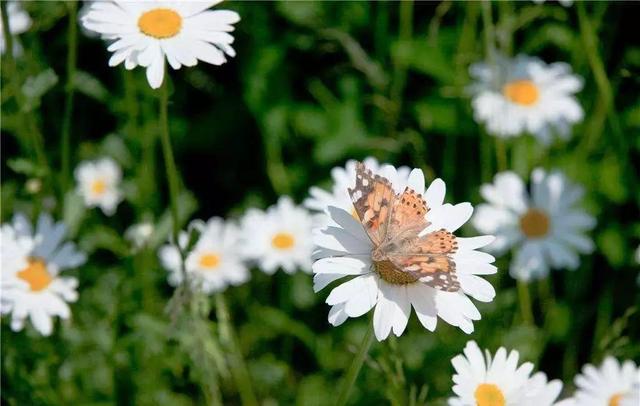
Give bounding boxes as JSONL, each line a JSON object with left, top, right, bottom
{"left": 348, "top": 162, "right": 460, "bottom": 291}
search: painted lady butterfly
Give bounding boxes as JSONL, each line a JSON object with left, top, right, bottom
{"left": 348, "top": 162, "right": 460, "bottom": 291}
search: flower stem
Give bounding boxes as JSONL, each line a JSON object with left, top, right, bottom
{"left": 60, "top": 1, "right": 78, "bottom": 193}
{"left": 517, "top": 280, "right": 534, "bottom": 325}
{"left": 158, "top": 77, "right": 189, "bottom": 288}
{"left": 158, "top": 79, "right": 181, "bottom": 245}
{"left": 336, "top": 327, "right": 375, "bottom": 406}
{"left": 215, "top": 293, "right": 258, "bottom": 406}
{"left": 481, "top": 0, "right": 496, "bottom": 67}
{"left": 495, "top": 138, "right": 508, "bottom": 172}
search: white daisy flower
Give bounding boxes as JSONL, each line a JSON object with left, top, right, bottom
{"left": 449, "top": 341, "right": 563, "bottom": 406}
{"left": 0, "top": 1, "right": 32, "bottom": 55}
{"left": 125, "top": 221, "right": 154, "bottom": 251}
{"left": 469, "top": 54, "right": 583, "bottom": 144}
{"left": 313, "top": 163, "right": 497, "bottom": 341}
{"left": 557, "top": 357, "right": 640, "bottom": 406}
{"left": 159, "top": 217, "right": 249, "bottom": 294}
{"left": 1, "top": 213, "right": 86, "bottom": 336}
{"left": 74, "top": 157, "right": 124, "bottom": 216}
{"left": 304, "top": 157, "right": 411, "bottom": 227}
{"left": 241, "top": 196, "right": 314, "bottom": 274}
{"left": 472, "top": 169, "right": 595, "bottom": 281}
{"left": 81, "top": 0, "right": 240, "bottom": 89}
{"left": 533, "top": 0, "right": 573, "bottom": 7}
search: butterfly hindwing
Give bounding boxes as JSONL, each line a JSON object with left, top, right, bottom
{"left": 348, "top": 162, "right": 395, "bottom": 245}
{"left": 387, "top": 229, "right": 460, "bottom": 291}
{"left": 390, "top": 254, "right": 460, "bottom": 291}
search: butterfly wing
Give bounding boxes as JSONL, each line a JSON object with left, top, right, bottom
{"left": 348, "top": 162, "right": 395, "bottom": 246}
{"left": 388, "top": 226, "right": 461, "bottom": 292}
{"left": 384, "top": 186, "right": 430, "bottom": 244}
{"left": 389, "top": 254, "right": 459, "bottom": 292}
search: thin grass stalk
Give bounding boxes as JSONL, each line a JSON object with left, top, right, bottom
{"left": 215, "top": 293, "right": 258, "bottom": 406}
{"left": 517, "top": 280, "right": 534, "bottom": 325}
{"left": 335, "top": 326, "right": 375, "bottom": 406}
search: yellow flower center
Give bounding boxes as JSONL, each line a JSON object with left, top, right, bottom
{"left": 375, "top": 259, "right": 420, "bottom": 285}
{"left": 199, "top": 253, "right": 221, "bottom": 270}
{"left": 271, "top": 232, "right": 295, "bottom": 250}
{"left": 503, "top": 79, "right": 540, "bottom": 106}
{"left": 474, "top": 383, "right": 506, "bottom": 406}
{"left": 91, "top": 179, "right": 107, "bottom": 195}
{"left": 17, "top": 258, "right": 53, "bottom": 292}
{"left": 519, "top": 208, "right": 550, "bottom": 238}
{"left": 138, "top": 8, "right": 182, "bottom": 39}
{"left": 609, "top": 393, "right": 624, "bottom": 406}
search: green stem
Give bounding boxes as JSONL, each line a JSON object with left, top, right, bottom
{"left": 158, "top": 79, "right": 181, "bottom": 244}
{"left": 60, "top": 1, "right": 78, "bottom": 193}
{"left": 576, "top": 2, "right": 633, "bottom": 187}
{"left": 481, "top": 0, "right": 496, "bottom": 67}
{"left": 215, "top": 293, "right": 258, "bottom": 406}
{"left": 158, "top": 77, "right": 189, "bottom": 289}
{"left": 388, "top": 0, "right": 413, "bottom": 134}
{"left": 517, "top": 280, "right": 534, "bottom": 325}
{"left": 495, "top": 138, "right": 508, "bottom": 172}
{"left": 1, "top": 2, "right": 49, "bottom": 177}
{"left": 336, "top": 327, "right": 375, "bottom": 406}
{"left": 537, "top": 276, "right": 555, "bottom": 316}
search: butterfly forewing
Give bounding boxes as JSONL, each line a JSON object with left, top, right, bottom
{"left": 384, "top": 187, "right": 430, "bottom": 244}
{"left": 348, "top": 162, "right": 395, "bottom": 245}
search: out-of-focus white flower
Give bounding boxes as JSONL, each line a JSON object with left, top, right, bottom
{"left": 556, "top": 357, "right": 639, "bottom": 406}
{"left": 240, "top": 196, "right": 314, "bottom": 274}
{"left": 473, "top": 170, "right": 595, "bottom": 281}
{"left": 74, "top": 157, "right": 123, "bottom": 216}
{"left": 469, "top": 54, "right": 583, "bottom": 144}
{"left": 313, "top": 162, "right": 497, "bottom": 341}
{"left": 125, "top": 221, "right": 154, "bottom": 251}
{"left": 159, "top": 217, "right": 249, "bottom": 294}
{"left": 449, "top": 341, "right": 563, "bottom": 406}
{"left": 81, "top": 0, "right": 240, "bottom": 89}
{"left": 1, "top": 213, "right": 86, "bottom": 336}
{"left": 533, "top": 0, "right": 573, "bottom": 7}
{"left": 0, "top": 1, "right": 31, "bottom": 55}
{"left": 304, "top": 157, "right": 411, "bottom": 227}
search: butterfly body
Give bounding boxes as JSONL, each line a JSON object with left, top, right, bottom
{"left": 348, "top": 162, "right": 461, "bottom": 292}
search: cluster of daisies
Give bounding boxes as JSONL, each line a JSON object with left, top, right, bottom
{"left": 450, "top": 341, "right": 639, "bottom": 406}
{"left": 1, "top": 1, "right": 638, "bottom": 405}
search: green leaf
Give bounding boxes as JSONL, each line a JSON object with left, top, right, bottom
{"left": 63, "top": 190, "right": 86, "bottom": 238}
{"left": 597, "top": 227, "right": 626, "bottom": 267}
{"left": 100, "top": 134, "right": 133, "bottom": 169}
{"left": 73, "top": 70, "right": 110, "bottom": 103}
{"left": 391, "top": 39, "right": 455, "bottom": 84}
{"left": 7, "top": 158, "right": 47, "bottom": 177}
{"left": 21, "top": 68, "right": 59, "bottom": 112}
{"left": 414, "top": 99, "right": 460, "bottom": 135}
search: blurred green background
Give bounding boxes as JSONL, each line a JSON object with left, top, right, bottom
{"left": 2, "top": 1, "right": 639, "bottom": 405}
